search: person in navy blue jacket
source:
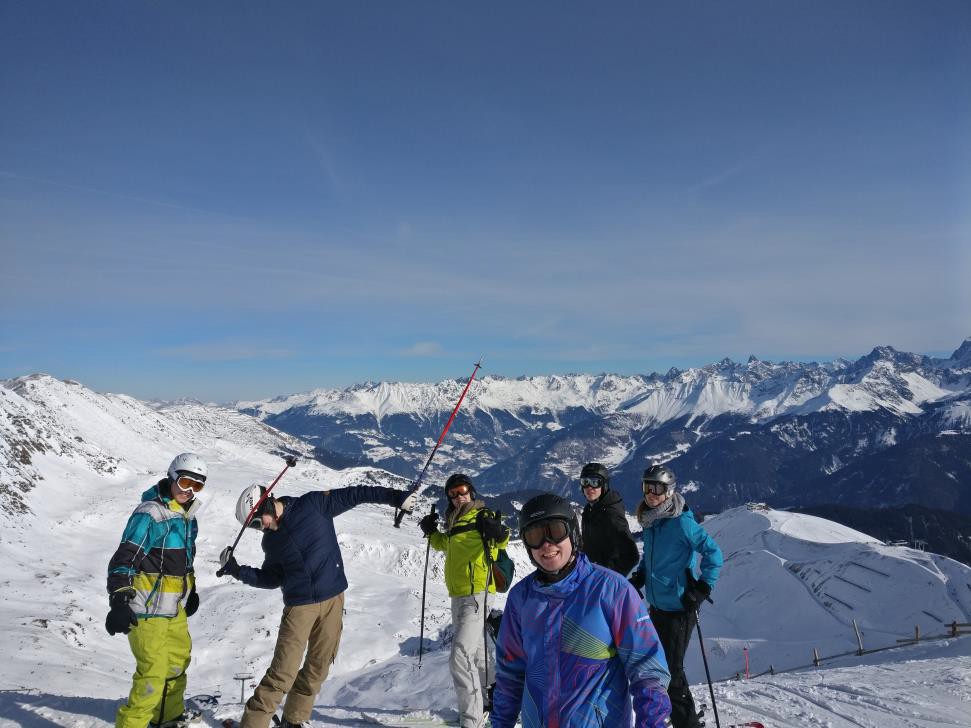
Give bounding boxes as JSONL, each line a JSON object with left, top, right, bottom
{"left": 219, "top": 483, "right": 417, "bottom": 728}
{"left": 630, "top": 464, "right": 722, "bottom": 728}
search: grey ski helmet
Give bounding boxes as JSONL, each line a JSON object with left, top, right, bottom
{"left": 518, "top": 493, "right": 582, "bottom": 552}
{"left": 167, "top": 452, "right": 207, "bottom": 484}
{"left": 642, "top": 464, "right": 676, "bottom": 494}
{"left": 579, "top": 462, "right": 610, "bottom": 491}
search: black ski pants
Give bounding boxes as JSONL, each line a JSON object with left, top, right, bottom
{"left": 650, "top": 606, "right": 702, "bottom": 728}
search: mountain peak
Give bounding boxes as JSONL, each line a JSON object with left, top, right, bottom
{"left": 948, "top": 337, "right": 971, "bottom": 364}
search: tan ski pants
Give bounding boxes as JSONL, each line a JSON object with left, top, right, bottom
{"left": 240, "top": 592, "right": 344, "bottom": 728}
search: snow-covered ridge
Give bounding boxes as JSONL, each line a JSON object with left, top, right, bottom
{"left": 238, "top": 339, "right": 971, "bottom": 426}
{"left": 0, "top": 373, "right": 319, "bottom": 518}
{"left": 1, "top": 408, "right": 969, "bottom": 728}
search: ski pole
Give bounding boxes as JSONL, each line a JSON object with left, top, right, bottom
{"left": 217, "top": 455, "right": 297, "bottom": 575}
{"left": 482, "top": 528, "right": 494, "bottom": 698}
{"left": 694, "top": 610, "right": 721, "bottom": 728}
{"left": 417, "top": 504, "right": 436, "bottom": 668}
{"left": 393, "top": 358, "right": 482, "bottom": 528}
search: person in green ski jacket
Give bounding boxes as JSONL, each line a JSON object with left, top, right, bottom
{"left": 106, "top": 453, "right": 209, "bottom": 728}
{"left": 419, "top": 473, "right": 509, "bottom": 728}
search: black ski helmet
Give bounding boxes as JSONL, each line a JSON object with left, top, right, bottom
{"left": 444, "top": 472, "right": 475, "bottom": 496}
{"left": 643, "top": 463, "right": 677, "bottom": 490}
{"left": 579, "top": 462, "right": 610, "bottom": 491}
{"left": 518, "top": 493, "right": 582, "bottom": 552}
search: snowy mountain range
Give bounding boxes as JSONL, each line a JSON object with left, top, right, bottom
{"left": 1, "top": 370, "right": 969, "bottom": 726}
{"left": 236, "top": 339, "right": 971, "bottom": 514}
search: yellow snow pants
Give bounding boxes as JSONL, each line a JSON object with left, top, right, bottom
{"left": 116, "top": 607, "right": 192, "bottom": 728}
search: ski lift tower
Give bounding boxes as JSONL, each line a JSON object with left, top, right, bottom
{"left": 233, "top": 673, "right": 253, "bottom": 704}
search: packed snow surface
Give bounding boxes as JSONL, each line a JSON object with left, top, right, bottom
{"left": 1, "top": 374, "right": 970, "bottom": 727}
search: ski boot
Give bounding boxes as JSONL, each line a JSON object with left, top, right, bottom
{"left": 271, "top": 716, "right": 305, "bottom": 728}
{"left": 155, "top": 709, "right": 202, "bottom": 728}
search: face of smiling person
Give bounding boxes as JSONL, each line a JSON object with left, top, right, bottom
{"left": 169, "top": 479, "right": 196, "bottom": 506}
{"left": 643, "top": 490, "right": 669, "bottom": 509}
{"left": 528, "top": 521, "right": 574, "bottom": 573}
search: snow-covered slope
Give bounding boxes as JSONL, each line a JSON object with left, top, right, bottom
{"left": 1, "top": 376, "right": 969, "bottom": 728}
{"left": 0, "top": 374, "right": 317, "bottom": 520}
{"left": 695, "top": 505, "right": 971, "bottom": 679}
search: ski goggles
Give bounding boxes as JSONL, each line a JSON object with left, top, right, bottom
{"left": 246, "top": 497, "right": 275, "bottom": 529}
{"left": 642, "top": 480, "right": 669, "bottom": 496}
{"left": 174, "top": 474, "right": 206, "bottom": 493}
{"left": 579, "top": 476, "right": 604, "bottom": 490}
{"left": 446, "top": 483, "right": 472, "bottom": 499}
{"left": 522, "top": 519, "right": 571, "bottom": 549}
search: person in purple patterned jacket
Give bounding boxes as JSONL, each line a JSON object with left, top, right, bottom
{"left": 491, "top": 493, "right": 672, "bottom": 728}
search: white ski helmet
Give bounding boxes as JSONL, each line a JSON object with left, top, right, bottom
{"left": 168, "top": 453, "right": 208, "bottom": 483}
{"left": 235, "top": 484, "right": 270, "bottom": 529}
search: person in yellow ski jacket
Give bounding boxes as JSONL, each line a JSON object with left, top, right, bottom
{"left": 420, "top": 473, "right": 509, "bottom": 728}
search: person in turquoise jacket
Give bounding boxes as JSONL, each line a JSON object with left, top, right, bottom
{"left": 491, "top": 493, "right": 672, "bottom": 728}
{"left": 106, "top": 453, "right": 208, "bottom": 728}
{"left": 630, "top": 464, "right": 722, "bottom": 728}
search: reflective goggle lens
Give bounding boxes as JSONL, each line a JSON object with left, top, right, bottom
{"left": 176, "top": 475, "right": 206, "bottom": 493}
{"left": 447, "top": 484, "right": 472, "bottom": 499}
{"left": 522, "top": 519, "right": 571, "bottom": 549}
{"left": 642, "top": 480, "right": 668, "bottom": 496}
{"left": 580, "top": 476, "right": 603, "bottom": 490}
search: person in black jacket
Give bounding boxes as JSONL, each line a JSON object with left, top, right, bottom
{"left": 578, "top": 462, "right": 639, "bottom": 576}
{"left": 219, "top": 483, "right": 417, "bottom": 728}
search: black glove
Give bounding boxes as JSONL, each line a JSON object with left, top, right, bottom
{"left": 105, "top": 590, "right": 138, "bottom": 635}
{"left": 628, "top": 567, "right": 645, "bottom": 592}
{"left": 419, "top": 512, "right": 439, "bottom": 537}
{"left": 217, "top": 555, "right": 241, "bottom": 579}
{"left": 184, "top": 587, "right": 199, "bottom": 617}
{"left": 680, "top": 580, "right": 711, "bottom": 612}
{"left": 476, "top": 510, "right": 507, "bottom": 542}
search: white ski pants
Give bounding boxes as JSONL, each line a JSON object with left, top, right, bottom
{"left": 449, "top": 592, "right": 493, "bottom": 728}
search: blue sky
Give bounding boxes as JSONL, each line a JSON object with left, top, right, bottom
{"left": 2, "top": 1, "right": 969, "bottom": 401}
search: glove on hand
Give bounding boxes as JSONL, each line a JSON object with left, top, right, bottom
{"left": 398, "top": 492, "right": 418, "bottom": 514}
{"left": 680, "top": 580, "right": 712, "bottom": 612}
{"left": 105, "top": 590, "right": 138, "bottom": 635}
{"left": 216, "top": 546, "right": 242, "bottom": 578}
{"left": 184, "top": 586, "right": 199, "bottom": 617}
{"left": 476, "top": 510, "right": 507, "bottom": 542}
{"left": 628, "top": 567, "right": 646, "bottom": 592}
{"left": 419, "top": 512, "right": 439, "bottom": 537}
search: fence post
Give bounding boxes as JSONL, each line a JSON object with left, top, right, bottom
{"left": 852, "top": 619, "right": 865, "bottom": 655}
{"left": 951, "top": 621, "right": 958, "bottom": 638}
{"left": 812, "top": 647, "right": 821, "bottom": 667}
{"left": 914, "top": 625, "right": 920, "bottom": 642}
{"left": 743, "top": 645, "right": 750, "bottom": 678}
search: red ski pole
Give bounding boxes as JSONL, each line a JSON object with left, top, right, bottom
{"left": 393, "top": 358, "right": 482, "bottom": 528}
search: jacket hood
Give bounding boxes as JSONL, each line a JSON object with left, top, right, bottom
{"left": 143, "top": 480, "right": 169, "bottom": 503}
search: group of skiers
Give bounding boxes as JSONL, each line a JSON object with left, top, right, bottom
{"left": 106, "top": 453, "right": 722, "bottom": 728}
